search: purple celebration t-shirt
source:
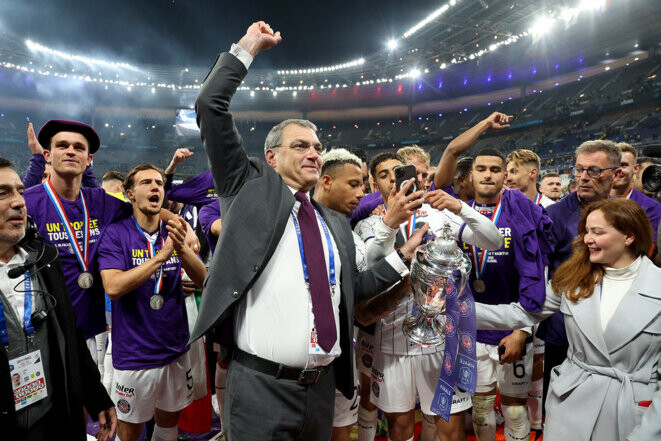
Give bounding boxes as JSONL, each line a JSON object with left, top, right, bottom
{"left": 97, "top": 216, "right": 189, "bottom": 370}
{"left": 24, "top": 185, "right": 132, "bottom": 339}
{"left": 167, "top": 170, "right": 217, "bottom": 207}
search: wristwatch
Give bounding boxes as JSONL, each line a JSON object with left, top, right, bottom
{"left": 396, "top": 248, "right": 410, "bottom": 266}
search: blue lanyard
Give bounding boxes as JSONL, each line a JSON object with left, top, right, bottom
{"left": 0, "top": 271, "right": 35, "bottom": 346}
{"left": 291, "top": 209, "right": 337, "bottom": 286}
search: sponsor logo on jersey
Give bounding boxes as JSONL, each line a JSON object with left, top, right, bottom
{"left": 362, "top": 354, "right": 373, "bottom": 369}
{"left": 371, "top": 366, "right": 384, "bottom": 383}
{"left": 115, "top": 383, "right": 136, "bottom": 398}
{"left": 371, "top": 381, "right": 380, "bottom": 398}
{"left": 117, "top": 399, "right": 131, "bottom": 414}
{"left": 360, "top": 339, "right": 374, "bottom": 355}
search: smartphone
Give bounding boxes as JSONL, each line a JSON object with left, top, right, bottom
{"left": 498, "top": 344, "right": 505, "bottom": 361}
{"left": 394, "top": 164, "right": 418, "bottom": 196}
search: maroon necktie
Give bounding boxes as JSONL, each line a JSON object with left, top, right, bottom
{"left": 294, "top": 191, "right": 337, "bottom": 352}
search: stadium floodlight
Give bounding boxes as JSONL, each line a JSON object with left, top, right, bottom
{"left": 578, "top": 0, "right": 606, "bottom": 12}
{"left": 25, "top": 39, "right": 137, "bottom": 70}
{"left": 403, "top": 2, "right": 454, "bottom": 39}
{"left": 278, "top": 57, "right": 364, "bottom": 76}
{"left": 387, "top": 39, "right": 398, "bottom": 50}
{"left": 529, "top": 16, "right": 555, "bottom": 37}
{"left": 409, "top": 68, "right": 421, "bottom": 79}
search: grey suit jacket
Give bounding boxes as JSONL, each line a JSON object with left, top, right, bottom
{"left": 476, "top": 257, "right": 661, "bottom": 441}
{"left": 191, "top": 52, "right": 403, "bottom": 398}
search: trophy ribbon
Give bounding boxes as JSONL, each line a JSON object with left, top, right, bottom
{"left": 430, "top": 270, "right": 478, "bottom": 421}
{"left": 430, "top": 269, "right": 462, "bottom": 422}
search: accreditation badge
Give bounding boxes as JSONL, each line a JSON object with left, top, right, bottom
{"left": 308, "top": 302, "right": 326, "bottom": 355}
{"left": 10, "top": 349, "right": 48, "bottom": 411}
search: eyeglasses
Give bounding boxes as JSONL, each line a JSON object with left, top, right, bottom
{"left": 273, "top": 142, "right": 326, "bottom": 155}
{"left": 572, "top": 165, "right": 618, "bottom": 179}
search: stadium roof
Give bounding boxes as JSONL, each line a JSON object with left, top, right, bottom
{"left": 1, "top": 0, "right": 660, "bottom": 109}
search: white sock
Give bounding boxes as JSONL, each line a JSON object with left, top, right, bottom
{"left": 95, "top": 331, "right": 107, "bottom": 378}
{"left": 502, "top": 404, "right": 530, "bottom": 441}
{"left": 215, "top": 364, "right": 227, "bottom": 427}
{"left": 420, "top": 413, "right": 439, "bottom": 441}
{"left": 472, "top": 395, "right": 496, "bottom": 441}
{"left": 357, "top": 405, "right": 378, "bottom": 441}
{"left": 152, "top": 424, "right": 178, "bottom": 441}
{"left": 102, "top": 333, "right": 114, "bottom": 396}
{"left": 527, "top": 378, "right": 543, "bottom": 430}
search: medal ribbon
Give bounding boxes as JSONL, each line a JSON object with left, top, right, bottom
{"left": 469, "top": 197, "right": 502, "bottom": 281}
{"left": 291, "top": 209, "right": 336, "bottom": 287}
{"left": 43, "top": 180, "right": 89, "bottom": 272}
{"left": 132, "top": 217, "right": 165, "bottom": 295}
{"left": 625, "top": 188, "right": 633, "bottom": 200}
{"left": 534, "top": 192, "right": 542, "bottom": 205}
{"left": 0, "top": 271, "right": 36, "bottom": 346}
{"left": 406, "top": 212, "right": 417, "bottom": 239}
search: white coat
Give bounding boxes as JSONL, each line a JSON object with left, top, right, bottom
{"left": 476, "top": 256, "right": 661, "bottom": 441}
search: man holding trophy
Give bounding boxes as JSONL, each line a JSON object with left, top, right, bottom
{"left": 354, "top": 153, "right": 503, "bottom": 441}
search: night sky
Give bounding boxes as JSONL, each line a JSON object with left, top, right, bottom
{"left": 1, "top": 0, "right": 442, "bottom": 69}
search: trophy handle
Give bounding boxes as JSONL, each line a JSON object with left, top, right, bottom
{"left": 458, "top": 253, "right": 472, "bottom": 296}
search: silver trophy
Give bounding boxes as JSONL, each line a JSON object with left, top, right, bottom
{"left": 403, "top": 223, "right": 472, "bottom": 346}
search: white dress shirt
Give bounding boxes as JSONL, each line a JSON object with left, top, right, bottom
{"left": 0, "top": 247, "right": 32, "bottom": 325}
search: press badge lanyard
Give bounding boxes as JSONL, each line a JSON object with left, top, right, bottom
{"left": 0, "top": 271, "right": 35, "bottom": 349}
{"left": 132, "top": 217, "right": 165, "bottom": 294}
{"left": 470, "top": 197, "right": 503, "bottom": 281}
{"left": 43, "top": 180, "right": 90, "bottom": 274}
{"left": 291, "top": 210, "right": 337, "bottom": 292}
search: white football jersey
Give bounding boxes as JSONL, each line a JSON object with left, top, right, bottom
{"left": 355, "top": 203, "right": 464, "bottom": 355}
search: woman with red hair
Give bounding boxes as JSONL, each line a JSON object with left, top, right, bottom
{"left": 476, "top": 198, "right": 661, "bottom": 441}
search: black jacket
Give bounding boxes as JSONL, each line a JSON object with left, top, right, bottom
{"left": 0, "top": 236, "right": 113, "bottom": 439}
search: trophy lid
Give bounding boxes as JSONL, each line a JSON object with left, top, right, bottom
{"left": 424, "top": 223, "right": 463, "bottom": 266}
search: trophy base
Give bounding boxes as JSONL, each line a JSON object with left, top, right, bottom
{"left": 403, "top": 314, "right": 445, "bottom": 347}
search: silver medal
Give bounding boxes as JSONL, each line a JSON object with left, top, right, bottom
{"left": 77, "top": 272, "right": 94, "bottom": 289}
{"left": 149, "top": 294, "right": 164, "bottom": 310}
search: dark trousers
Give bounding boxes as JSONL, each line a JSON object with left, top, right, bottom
{"left": 542, "top": 342, "right": 569, "bottom": 415}
{"left": 225, "top": 353, "right": 335, "bottom": 441}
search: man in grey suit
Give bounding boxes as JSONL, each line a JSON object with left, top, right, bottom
{"left": 190, "top": 21, "right": 419, "bottom": 440}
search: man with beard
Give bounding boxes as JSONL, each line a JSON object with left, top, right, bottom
{"left": 539, "top": 173, "right": 563, "bottom": 202}
{"left": 98, "top": 164, "right": 206, "bottom": 441}
{"left": 465, "top": 148, "right": 551, "bottom": 441}
{"left": 355, "top": 152, "right": 503, "bottom": 441}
